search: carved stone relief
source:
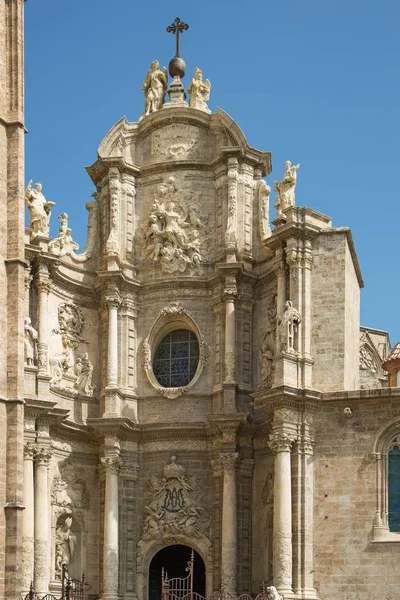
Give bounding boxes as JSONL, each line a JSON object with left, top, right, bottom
{"left": 225, "top": 159, "right": 238, "bottom": 248}
{"left": 51, "top": 302, "right": 95, "bottom": 397}
{"left": 106, "top": 176, "right": 121, "bottom": 255}
{"left": 53, "top": 302, "right": 85, "bottom": 349}
{"left": 140, "top": 176, "right": 211, "bottom": 275}
{"left": 48, "top": 213, "right": 79, "bottom": 257}
{"left": 51, "top": 462, "right": 90, "bottom": 509}
{"left": 152, "top": 125, "right": 199, "bottom": 160}
{"left": 139, "top": 456, "right": 209, "bottom": 544}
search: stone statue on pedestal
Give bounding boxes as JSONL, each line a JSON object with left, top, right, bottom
{"left": 25, "top": 180, "right": 55, "bottom": 238}
{"left": 24, "top": 317, "right": 38, "bottom": 365}
{"left": 280, "top": 300, "right": 301, "bottom": 354}
{"left": 274, "top": 161, "right": 300, "bottom": 216}
{"left": 142, "top": 60, "right": 168, "bottom": 116}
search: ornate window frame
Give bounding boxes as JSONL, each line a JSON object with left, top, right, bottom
{"left": 371, "top": 416, "right": 400, "bottom": 542}
{"left": 141, "top": 302, "right": 209, "bottom": 399}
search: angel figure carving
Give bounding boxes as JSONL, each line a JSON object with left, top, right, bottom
{"left": 142, "top": 60, "right": 168, "bottom": 116}
{"left": 188, "top": 68, "right": 211, "bottom": 113}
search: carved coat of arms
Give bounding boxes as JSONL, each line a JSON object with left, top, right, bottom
{"left": 141, "top": 456, "right": 209, "bottom": 541}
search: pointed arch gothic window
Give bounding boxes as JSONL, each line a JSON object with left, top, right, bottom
{"left": 372, "top": 422, "right": 400, "bottom": 541}
{"left": 388, "top": 435, "right": 400, "bottom": 532}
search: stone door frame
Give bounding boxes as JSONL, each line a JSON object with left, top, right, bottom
{"left": 136, "top": 534, "right": 213, "bottom": 600}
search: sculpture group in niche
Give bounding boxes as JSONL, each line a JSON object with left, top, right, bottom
{"left": 51, "top": 302, "right": 95, "bottom": 396}
{"left": 274, "top": 161, "right": 300, "bottom": 217}
{"left": 142, "top": 60, "right": 168, "bottom": 116}
{"left": 141, "top": 176, "right": 210, "bottom": 274}
{"left": 188, "top": 68, "right": 211, "bottom": 113}
{"left": 24, "top": 316, "right": 38, "bottom": 365}
{"left": 25, "top": 180, "right": 55, "bottom": 239}
{"left": 139, "top": 456, "right": 209, "bottom": 543}
{"left": 279, "top": 300, "right": 302, "bottom": 354}
{"left": 48, "top": 213, "right": 79, "bottom": 257}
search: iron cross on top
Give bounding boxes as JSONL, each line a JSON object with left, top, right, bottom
{"left": 166, "top": 17, "right": 189, "bottom": 57}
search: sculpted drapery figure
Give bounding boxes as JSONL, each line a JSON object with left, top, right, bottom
{"left": 142, "top": 60, "right": 168, "bottom": 116}
{"left": 274, "top": 161, "right": 300, "bottom": 214}
{"left": 24, "top": 180, "right": 55, "bottom": 238}
{"left": 24, "top": 317, "right": 38, "bottom": 365}
{"left": 55, "top": 515, "right": 76, "bottom": 577}
{"left": 188, "top": 68, "right": 211, "bottom": 113}
{"left": 260, "top": 336, "right": 274, "bottom": 388}
{"left": 280, "top": 300, "right": 302, "bottom": 354}
{"left": 74, "top": 352, "right": 94, "bottom": 395}
{"left": 141, "top": 176, "right": 209, "bottom": 275}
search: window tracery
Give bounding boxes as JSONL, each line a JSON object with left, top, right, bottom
{"left": 371, "top": 421, "right": 400, "bottom": 541}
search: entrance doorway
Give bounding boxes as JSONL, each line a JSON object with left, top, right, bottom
{"left": 148, "top": 545, "right": 205, "bottom": 600}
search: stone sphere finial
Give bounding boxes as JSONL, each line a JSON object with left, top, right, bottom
{"left": 169, "top": 56, "right": 186, "bottom": 78}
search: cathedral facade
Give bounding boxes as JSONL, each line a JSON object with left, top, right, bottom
{"left": 1, "top": 4, "right": 400, "bottom": 600}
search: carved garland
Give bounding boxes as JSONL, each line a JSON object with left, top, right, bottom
{"left": 142, "top": 302, "right": 209, "bottom": 399}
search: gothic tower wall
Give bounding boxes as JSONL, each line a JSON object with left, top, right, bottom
{"left": 311, "top": 230, "right": 362, "bottom": 392}
{"left": 0, "top": 1, "right": 26, "bottom": 598}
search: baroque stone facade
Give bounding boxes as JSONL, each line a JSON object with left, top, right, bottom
{"left": 0, "top": 5, "right": 399, "bottom": 600}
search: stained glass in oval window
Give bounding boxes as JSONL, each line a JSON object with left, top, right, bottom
{"left": 389, "top": 444, "right": 400, "bottom": 532}
{"left": 153, "top": 329, "right": 199, "bottom": 388}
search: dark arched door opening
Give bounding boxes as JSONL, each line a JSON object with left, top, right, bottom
{"left": 149, "top": 545, "right": 205, "bottom": 600}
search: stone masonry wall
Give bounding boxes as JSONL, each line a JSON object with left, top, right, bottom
{"left": 311, "top": 232, "right": 360, "bottom": 392}
{"left": 314, "top": 395, "right": 400, "bottom": 600}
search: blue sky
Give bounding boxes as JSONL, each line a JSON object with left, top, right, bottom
{"left": 25, "top": 0, "right": 400, "bottom": 343}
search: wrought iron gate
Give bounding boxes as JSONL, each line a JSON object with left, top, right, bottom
{"left": 160, "top": 550, "right": 283, "bottom": 600}
{"left": 161, "top": 549, "right": 200, "bottom": 600}
{"left": 21, "top": 565, "right": 85, "bottom": 600}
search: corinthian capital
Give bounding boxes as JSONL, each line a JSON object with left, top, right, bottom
{"left": 34, "top": 446, "right": 52, "bottom": 466}
{"left": 219, "top": 452, "right": 240, "bottom": 471}
{"left": 106, "top": 296, "right": 121, "bottom": 310}
{"left": 268, "top": 431, "right": 295, "bottom": 453}
{"left": 101, "top": 456, "right": 122, "bottom": 475}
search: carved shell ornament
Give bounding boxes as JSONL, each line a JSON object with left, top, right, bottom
{"left": 142, "top": 303, "right": 209, "bottom": 399}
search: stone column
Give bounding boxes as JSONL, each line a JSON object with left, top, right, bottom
{"left": 224, "top": 277, "right": 237, "bottom": 384}
{"left": 302, "top": 436, "right": 317, "bottom": 598}
{"left": 106, "top": 296, "right": 120, "bottom": 387}
{"left": 21, "top": 443, "right": 35, "bottom": 594}
{"left": 101, "top": 456, "right": 121, "bottom": 600}
{"left": 268, "top": 432, "right": 295, "bottom": 597}
{"left": 220, "top": 452, "right": 239, "bottom": 595}
{"left": 34, "top": 445, "right": 52, "bottom": 595}
{"left": 35, "top": 267, "right": 50, "bottom": 374}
